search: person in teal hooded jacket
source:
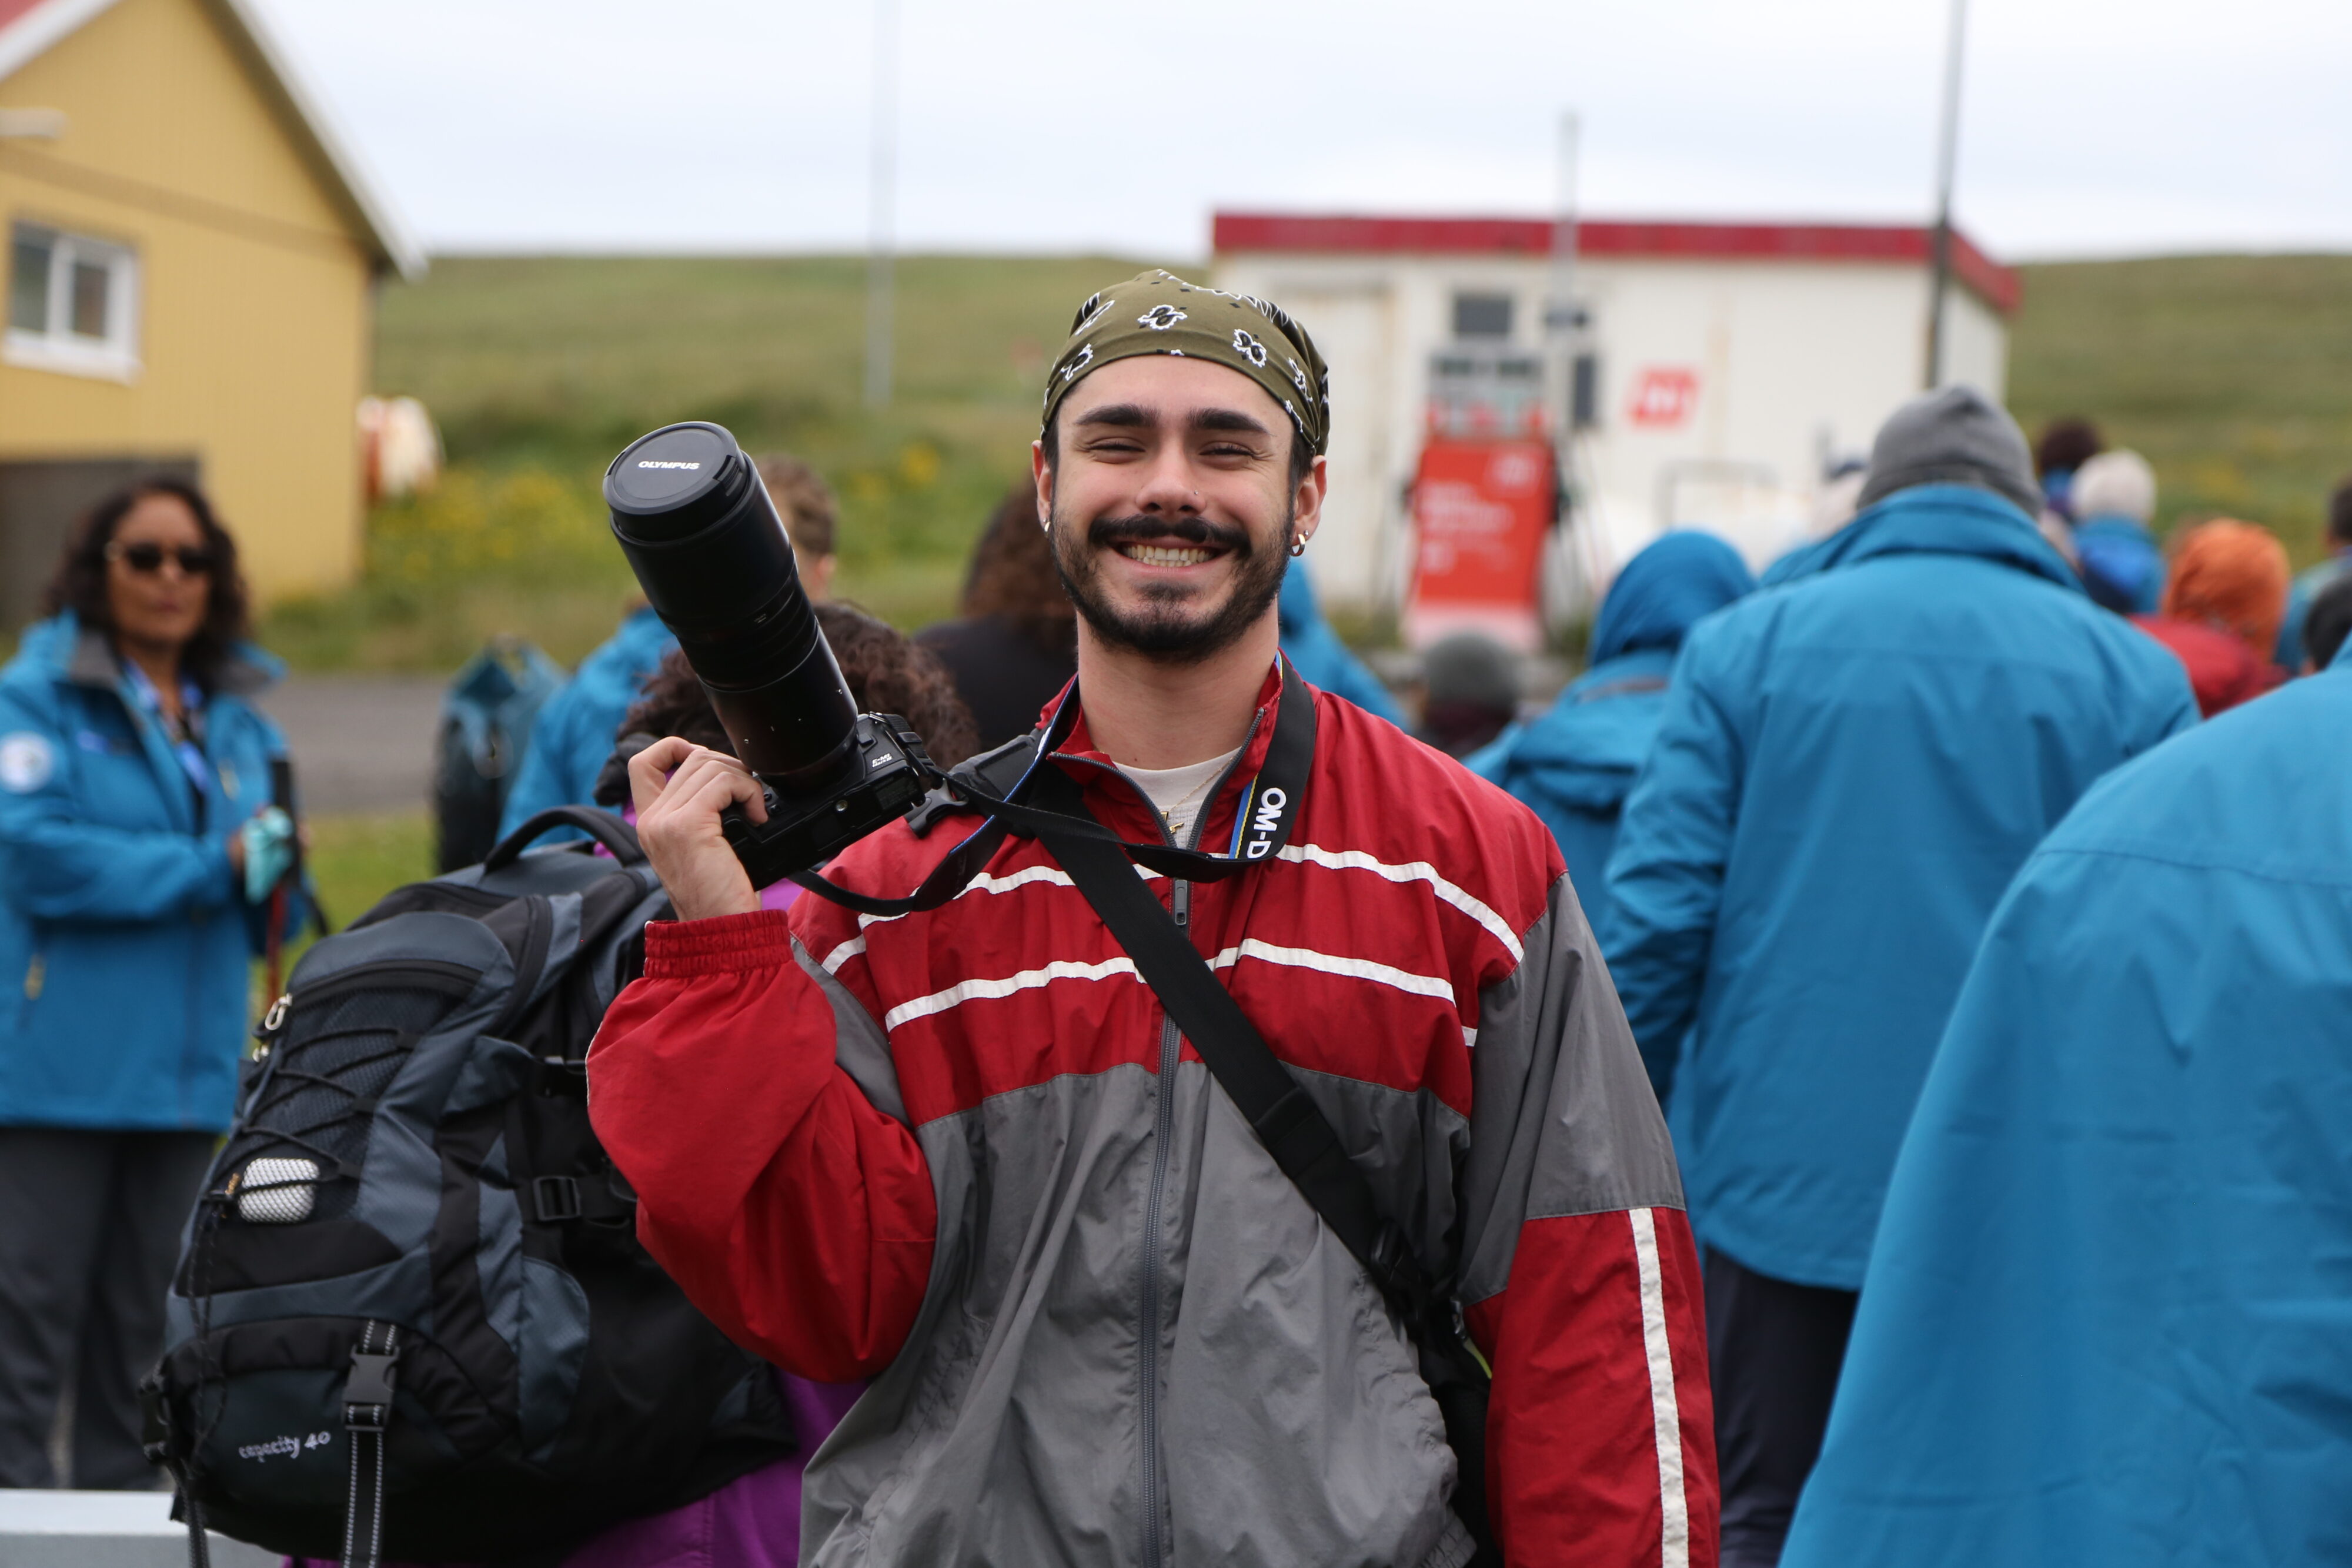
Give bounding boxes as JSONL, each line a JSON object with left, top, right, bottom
{"left": 1467, "top": 529, "right": 1755, "bottom": 933}
{"left": 1783, "top": 633, "right": 2352, "bottom": 1568}
{"left": 1275, "top": 563, "right": 1405, "bottom": 724}
{"left": 0, "top": 480, "right": 305, "bottom": 1489}
{"left": 495, "top": 603, "right": 678, "bottom": 844}
{"left": 1601, "top": 387, "right": 2197, "bottom": 1568}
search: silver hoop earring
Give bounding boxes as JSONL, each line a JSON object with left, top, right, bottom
{"left": 1288, "top": 536, "right": 1307, "bottom": 557}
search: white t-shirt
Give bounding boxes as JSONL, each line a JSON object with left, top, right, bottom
{"left": 1117, "top": 744, "right": 1244, "bottom": 845}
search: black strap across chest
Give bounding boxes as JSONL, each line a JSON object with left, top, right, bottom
{"left": 1017, "top": 754, "right": 1499, "bottom": 1563}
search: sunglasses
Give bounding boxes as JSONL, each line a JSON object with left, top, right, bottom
{"left": 107, "top": 541, "right": 216, "bottom": 577}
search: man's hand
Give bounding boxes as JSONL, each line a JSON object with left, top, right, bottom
{"left": 630, "top": 736, "right": 766, "bottom": 921}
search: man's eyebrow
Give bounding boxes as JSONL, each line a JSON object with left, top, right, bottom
{"left": 1190, "top": 408, "right": 1274, "bottom": 437}
{"left": 1073, "top": 403, "right": 1151, "bottom": 429}
{"left": 1070, "top": 403, "right": 1274, "bottom": 439}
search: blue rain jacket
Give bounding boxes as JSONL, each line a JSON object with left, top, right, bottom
{"left": 1785, "top": 638, "right": 2352, "bottom": 1568}
{"left": 1277, "top": 567, "right": 1405, "bottom": 724}
{"left": 497, "top": 606, "right": 677, "bottom": 841}
{"left": 2073, "top": 513, "right": 2166, "bottom": 615}
{"left": 1601, "top": 484, "right": 2197, "bottom": 1288}
{"left": 1468, "top": 531, "right": 1755, "bottom": 931}
{"left": 0, "top": 615, "right": 295, "bottom": 1131}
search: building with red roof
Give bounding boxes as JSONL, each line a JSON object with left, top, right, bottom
{"left": 1213, "top": 212, "right": 2018, "bottom": 620}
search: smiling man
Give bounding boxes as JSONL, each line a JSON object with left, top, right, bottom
{"left": 590, "top": 271, "right": 1716, "bottom": 1567}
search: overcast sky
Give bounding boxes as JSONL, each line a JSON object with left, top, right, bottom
{"left": 260, "top": 0, "right": 2352, "bottom": 264}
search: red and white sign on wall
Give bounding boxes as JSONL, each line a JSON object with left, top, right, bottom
{"left": 1627, "top": 367, "right": 1700, "bottom": 429}
{"left": 1405, "top": 439, "right": 1555, "bottom": 652}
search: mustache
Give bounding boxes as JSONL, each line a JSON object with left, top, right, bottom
{"left": 1084, "top": 513, "right": 1252, "bottom": 552}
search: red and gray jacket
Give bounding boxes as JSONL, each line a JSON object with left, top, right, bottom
{"left": 589, "top": 669, "right": 1718, "bottom": 1567}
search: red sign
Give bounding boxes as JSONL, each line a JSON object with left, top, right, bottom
{"left": 1405, "top": 439, "right": 1554, "bottom": 652}
{"left": 1627, "top": 367, "right": 1699, "bottom": 428}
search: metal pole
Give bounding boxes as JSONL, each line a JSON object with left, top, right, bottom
{"left": 864, "top": 0, "right": 897, "bottom": 409}
{"left": 1924, "top": 0, "right": 1968, "bottom": 389}
{"left": 1548, "top": 111, "right": 1581, "bottom": 444}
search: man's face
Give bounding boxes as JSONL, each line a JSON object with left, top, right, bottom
{"left": 1035, "top": 355, "right": 1324, "bottom": 664}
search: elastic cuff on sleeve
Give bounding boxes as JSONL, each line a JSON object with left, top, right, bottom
{"left": 643, "top": 908, "right": 797, "bottom": 978}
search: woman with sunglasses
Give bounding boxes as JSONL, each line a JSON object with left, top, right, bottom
{"left": 0, "top": 479, "right": 307, "bottom": 1489}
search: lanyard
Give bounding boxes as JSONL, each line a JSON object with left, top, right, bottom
{"left": 122, "top": 658, "right": 211, "bottom": 802}
{"left": 789, "top": 660, "right": 1317, "bottom": 918}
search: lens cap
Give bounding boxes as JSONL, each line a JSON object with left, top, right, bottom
{"left": 606, "top": 423, "right": 746, "bottom": 538}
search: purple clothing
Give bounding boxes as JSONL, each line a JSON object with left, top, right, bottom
{"left": 286, "top": 1375, "right": 863, "bottom": 1568}
{"left": 603, "top": 803, "right": 802, "bottom": 914}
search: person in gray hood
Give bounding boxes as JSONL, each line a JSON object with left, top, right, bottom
{"left": 590, "top": 270, "right": 1719, "bottom": 1567}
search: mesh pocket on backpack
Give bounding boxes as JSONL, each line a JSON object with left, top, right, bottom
{"left": 231, "top": 969, "right": 476, "bottom": 1223}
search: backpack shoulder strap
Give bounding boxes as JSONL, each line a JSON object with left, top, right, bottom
{"left": 486, "top": 806, "right": 645, "bottom": 868}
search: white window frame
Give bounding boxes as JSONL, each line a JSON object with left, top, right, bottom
{"left": 5, "top": 219, "right": 142, "bottom": 383}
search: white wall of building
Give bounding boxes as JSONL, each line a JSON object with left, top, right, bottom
{"left": 1214, "top": 248, "right": 2013, "bottom": 616}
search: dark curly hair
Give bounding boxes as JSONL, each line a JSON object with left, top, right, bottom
{"left": 596, "top": 603, "right": 980, "bottom": 805}
{"left": 961, "top": 479, "right": 1077, "bottom": 657}
{"left": 39, "top": 479, "right": 253, "bottom": 690}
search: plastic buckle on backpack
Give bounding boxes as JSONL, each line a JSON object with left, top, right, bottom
{"left": 138, "top": 1372, "right": 175, "bottom": 1466}
{"left": 532, "top": 1175, "right": 582, "bottom": 1223}
{"left": 343, "top": 1350, "right": 398, "bottom": 1433}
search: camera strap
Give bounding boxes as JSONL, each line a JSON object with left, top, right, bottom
{"left": 787, "top": 661, "right": 1317, "bottom": 918}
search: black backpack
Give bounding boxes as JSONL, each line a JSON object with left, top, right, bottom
{"left": 432, "top": 639, "right": 564, "bottom": 872}
{"left": 144, "top": 808, "right": 795, "bottom": 1567}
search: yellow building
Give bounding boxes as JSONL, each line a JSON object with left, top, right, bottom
{"left": 0, "top": 0, "right": 417, "bottom": 627}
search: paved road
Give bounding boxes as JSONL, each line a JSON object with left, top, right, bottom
{"left": 253, "top": 676, "right": 445, "bottom": 815}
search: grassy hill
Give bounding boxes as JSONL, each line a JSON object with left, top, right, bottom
{"left": 257, "top": 249, "right": 2352, "bottom": 671}
{"left": 2008, "top": 253, "right": 2352, "bottom": 565}
{"left": 266, "top": 253, "right": 1162, "bottom": 669}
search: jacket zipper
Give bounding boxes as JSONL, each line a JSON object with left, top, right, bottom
{"left": 1130, "top": 717, "right": 1261, "bottom": 1568}
{"left": 1138, "top": 908, "right": 1181, "bottom": 1568}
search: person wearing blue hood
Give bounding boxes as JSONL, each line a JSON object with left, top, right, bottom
{"left": 2068, "top": 449, "right": 2167, "bottom": 616}
{"left": 1275, "top": 561, "right": 1405, "bottom": 724}
{"left": 1467, "top": 530, "right": 1755, "bottom": 932}
{"left": 1602, "top": 386, "right": 2196, "bottom": 1568}
{"left": 494, "top": 601, "right": 677, "bottom": 842}
{"left": 0, "top": 481, "right": 306, "bottom": 1488}
{"left": 1783, "top": 633, "right": 2352, "bottom": 1568}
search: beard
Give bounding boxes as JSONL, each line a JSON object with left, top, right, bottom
{"left": 1050, "top": 501, "right": 1290, "bottom": 666}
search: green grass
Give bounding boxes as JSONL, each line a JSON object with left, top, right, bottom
{"left": 260, "top": 254, "right": 1160, "bottom": 671}
{"left": 307, "top": 809, "right": 435, "bottom": 928}
{"left": 2007, "top": 254, "right": 2352, "bottom": 566}
{"left": 249, "top": 249, "right": 2352, "bottom": 673}
{"left": 251, "top": 809, "right": 434, "bottom": 1005}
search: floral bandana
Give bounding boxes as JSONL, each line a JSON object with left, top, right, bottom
{"left": 1040, "top": 270, "right": 1332, "bottom": 457}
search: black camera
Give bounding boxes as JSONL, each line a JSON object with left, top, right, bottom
{"left": 605, "top": 422, "right": 938, "bottom": 888}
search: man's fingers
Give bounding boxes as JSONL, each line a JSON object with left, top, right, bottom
{"left": 671, "top": 755, "right": 768, "bottom": 825}
{"left": 628, "top": 735, "right": 703, "bottom": 816}
{"left": 639, "top": 744, "right": 768, "bottom": 826}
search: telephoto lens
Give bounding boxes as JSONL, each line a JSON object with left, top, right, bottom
{"left": 606, "top": 422, "right": 860, "bottom": 793}
{"left": 606, "top": 422, "right": 938, "bottom": 886}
